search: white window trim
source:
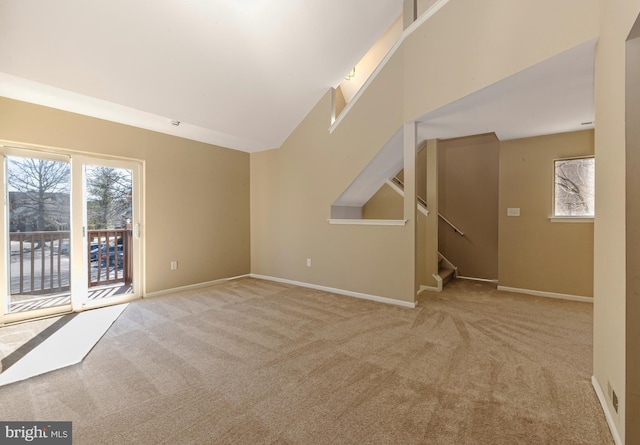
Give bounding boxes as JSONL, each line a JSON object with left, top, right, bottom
{"left": 549, "top": 217, "right": 594, "bottom": 223}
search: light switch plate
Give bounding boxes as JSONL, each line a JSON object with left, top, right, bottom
{"left": 507, "top": 208, "right": 520, "bottom": 217}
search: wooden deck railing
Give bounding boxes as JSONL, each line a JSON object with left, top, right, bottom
{"left": 9, "top": 229, "right": 132, "bottom": 296}
{"left": 87, "top": 229, "right": 132, "bottom": 288}
{"left": 9, "top": 231, "right": 70, "bottom": 295}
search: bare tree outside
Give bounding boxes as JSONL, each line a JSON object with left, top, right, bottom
{"left": 554, "top": 157, "right": 595, "bottom": 217}
{"left": 86, "top": 166, "right": 132, "bottom": 230}
{"left": 8, "top": 156, "right": 70, "bottom": 232}
{"left": 7, "top": 156, "right": 71, "bottom": 301}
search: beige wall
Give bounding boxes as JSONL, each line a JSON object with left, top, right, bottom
{"left": 252, "top": 0, "right": 599, "bottom": 304}
{"left": 416, "top": 212, "right": 427, "bottom": 288}
{"left": 362, "top": 183, "right": 403, "bottom": 219}
{"left": 499, "top": 130, "right": 594, "bottom": 297}
{"left": 626, "top": 20, "right": 640, "bottom": 444}
{"left": 365, "top": 130, "right": 590, "bottom": 292}
{"left": 417, "top": 0, "right": 439, "bottom": 18}
{"left": 0, "top": 97, "right": 250, "bottom": 294}
{"left": 416, "top": 141, "right": 427, "bottom": 204}
{"left": 251, "top": 80, "right": 417, "bottom": 303}
{"left": 339, "top": 16, "right": 402, "bottom": 104}
{"left": 439, "top": 133, "right": 499, "bottom": 280}
{"left": 595, "top": 1, "right": 640, "bottom": 441}
{"left": 423, "top": 139, "right": 439, "bottom": 288}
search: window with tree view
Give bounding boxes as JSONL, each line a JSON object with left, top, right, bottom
{"left": 85, "top": 166, "right": 132, "bottom": 230}
{"left": 554, "top": 157, "right": 595, "bottom": 217}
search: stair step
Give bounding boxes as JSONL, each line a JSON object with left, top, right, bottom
{"left": 438, "top": 267, "right": 455, "bottom": 286}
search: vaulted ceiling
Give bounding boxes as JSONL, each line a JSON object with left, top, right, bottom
{"left": 0, "top": 0, "right": 402, "bottom": 152}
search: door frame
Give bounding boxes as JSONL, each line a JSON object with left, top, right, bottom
{"left": 0, "top": 146, "right": 74, "bottom": 325}
{"left": 72, "top": 155, "right": 144, "bottom": 311}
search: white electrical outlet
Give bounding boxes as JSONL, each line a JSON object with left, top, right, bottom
{"left": 306, "top": 258, "right": 311, "bottom": 267}
{"left": 170, "top": 261, "right": 178, "bottom": 270}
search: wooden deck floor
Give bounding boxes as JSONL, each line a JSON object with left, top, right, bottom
{"left": 8, "top": 283, "right": 133, "bottom": 314}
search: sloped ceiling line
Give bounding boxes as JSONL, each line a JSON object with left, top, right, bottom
{"left": 0, "top": 0, "right": 403, "bottom": 153}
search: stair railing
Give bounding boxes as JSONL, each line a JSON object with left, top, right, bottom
{"left": 391, "top": 176, "right": 464, "bottom": 235}
{"left": 438, "top": 213, "right": 464, "bottom": 236}
{"left": 390, "top": 176, "right": 428, "bottom": 208}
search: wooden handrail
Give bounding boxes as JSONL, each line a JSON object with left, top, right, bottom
{"left": 391, "top": 176, "right": 465, "bottom": 235}
{"left": 391, "top": 176, "right": 428, "bottom": 208}
{"left": 438, "top": 213, "right": 465, "bottom": 236}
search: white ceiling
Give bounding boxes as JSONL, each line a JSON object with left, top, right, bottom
{"left": 416, "top": 38, "right": 596, "bottom": 142}
{"left": 0, "top": 0, "right": 402, "bottom": 152}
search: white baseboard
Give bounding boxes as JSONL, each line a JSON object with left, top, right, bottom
{"left": 591, "top": 376, "right": 623, "bottom": 445}
{"left": 418, "top": 274, "right": 443, "bottom": 294}
{"left": 497, "top": 285, "right": 593, "bottom": 303}
{"left": 144, "top": 274, "right": 250, "bottom": 298}
{"left": 250, "top": 274, "right": 417, "bottom": 309}
{"left": 419, "top": 285, "right": 440, "bottom": 293}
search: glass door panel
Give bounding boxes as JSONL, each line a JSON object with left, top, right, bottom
{"left": 79, "top": 160, "right": 140, "bottom": 309}
{"left": 4, "top": 153, "right": 72, "bottom": 320}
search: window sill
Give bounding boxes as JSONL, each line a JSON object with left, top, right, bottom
{"left": 549, "top": 217, "right": 594, "bottom": 223}
{"left": 328, "top": 219, "right": 407, "bottom": 226}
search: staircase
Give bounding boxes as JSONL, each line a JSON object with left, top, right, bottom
{"left": 438, "top": 255, "right": 456, "bottom": 287}
{"left": 387, "top": 175, "right": 460, "bottom": 290}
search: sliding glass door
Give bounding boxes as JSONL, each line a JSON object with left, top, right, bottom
{"left": 74, "top": 157, "right": 141, "bottom": 310}
{"left": 1, "top": 147, "right": 143, "bottom": 324}
{"left": 1, "top": 150, "right": 73, "bottom": 323}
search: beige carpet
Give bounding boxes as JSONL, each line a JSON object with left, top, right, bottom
{"left": 0, "top": 278, "right": 613, "bottom": 444}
